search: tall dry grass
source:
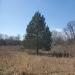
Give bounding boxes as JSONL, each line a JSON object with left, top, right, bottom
{"left": 0, "top": 46, "right": 75, "bottom": 75}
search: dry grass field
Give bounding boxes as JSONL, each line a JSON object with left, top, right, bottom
{"left": 0, "top": 46, "right": 75, "bottom": 75}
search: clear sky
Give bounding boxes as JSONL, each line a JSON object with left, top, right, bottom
{"left": 0, "top": 0, "right": 75, "bottom": 39}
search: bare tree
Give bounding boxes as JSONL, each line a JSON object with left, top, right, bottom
{"left": 64, "top": 21, "right": 75, "bottom": 41}
{"left": 52, "top": 30, "right": 65, "bottom": 46}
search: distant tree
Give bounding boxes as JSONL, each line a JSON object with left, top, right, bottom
{"left": 23, "top": 11, "right": 52, "bottom": 55}
{"left": 4, "top": 34, "right": 9, "bottom": 40}
{"left": 15, "top": 35, "right": 20, "bottom": 41}
{"left": 52, "top": 31, "right": 66, "bottom": 46}
{"left": 64, "top": 21, "right": 75, "bottom": 42}
{"left": 0, "top": 34, "right": 3, "bottom": 39}
{"left": 0, "top": 34, "right": 5, "bottom": 45}
{"left": 15, "top": 35, "right": 21, "bottom": 45}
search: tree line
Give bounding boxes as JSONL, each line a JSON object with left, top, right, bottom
{"left": 0, "top": 34, "right": 21, "bottom": 45}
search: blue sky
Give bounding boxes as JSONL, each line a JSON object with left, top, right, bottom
{"left": 0, "top": 0, "right": 75, "bottom": 39}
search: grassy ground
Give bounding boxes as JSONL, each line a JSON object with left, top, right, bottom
{"left": 0, "top": 46, "right": 75, "bottom": 75}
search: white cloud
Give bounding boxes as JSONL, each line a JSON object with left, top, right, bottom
{"left": 55, "top": 28, "right": 62, "bottom": 32}
{"left": 51, "top": 28, "right": 63, "bottom": 32}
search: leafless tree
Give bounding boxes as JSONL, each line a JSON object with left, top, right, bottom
{"left": 52, "top": 30, "right": 65, "bottom": 46}
{"left": 64, "top": 21, "right": 75, "bottom": 41}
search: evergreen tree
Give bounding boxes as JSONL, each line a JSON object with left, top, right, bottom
{"left": 23, "top": 11, "right": 52, "bottom": 55}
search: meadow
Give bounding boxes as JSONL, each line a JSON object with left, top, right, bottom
{"left": 0, "top": 46, "right": 75, "bottom": 75}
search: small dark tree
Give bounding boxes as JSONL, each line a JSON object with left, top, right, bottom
{"left": 23, "top": 11, "right": 52, "bottom": 55}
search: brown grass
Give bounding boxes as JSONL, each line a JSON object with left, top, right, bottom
{"left": 0, "top": 46, "right": 75, "bottom": 75}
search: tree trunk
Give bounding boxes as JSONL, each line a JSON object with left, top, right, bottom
{"left": 36, "top": 33, "right": 39, "bottom": 55}
{"left": 36, "top": 47, "right": 39, "bottom": 55}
